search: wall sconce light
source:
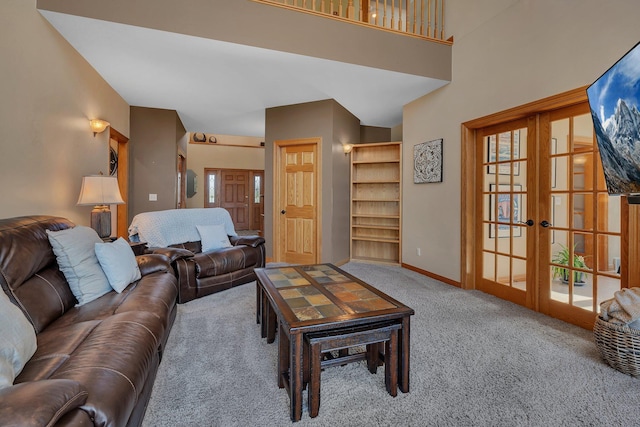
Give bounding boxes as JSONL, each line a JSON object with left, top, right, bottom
{"left": 343, "top": 144, "right": 354, "bottom": 155}
{"left": 77, "top": 174, "right": 124, "bottom": 238}
{"left": 89, "top": 119, "right": 110, "bottom": 137}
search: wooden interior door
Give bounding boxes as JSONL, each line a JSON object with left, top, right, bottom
{"left": 275, "top": 138, "right": 320, "bottom": 264}
{"left": 476, "top": 118, "right": 535, "bottom": 309}
{"left": 221, "top": 170, "right": 250, "bottom": 230}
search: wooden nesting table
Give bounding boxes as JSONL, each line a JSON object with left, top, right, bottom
{"left": 255, "top": 264, "right": 414, "bottom": 421}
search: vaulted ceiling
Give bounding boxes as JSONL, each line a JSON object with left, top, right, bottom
{"left": 41, "top": 9, "right": 449, "bottom": 137}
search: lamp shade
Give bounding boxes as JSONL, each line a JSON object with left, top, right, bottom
{"left": 89, "top": 119, "right": 110, "bottom": 135}
{"left": 77, "top": 175, "right": 125, "bottom": 206}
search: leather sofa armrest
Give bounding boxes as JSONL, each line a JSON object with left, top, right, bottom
{"left": 0, "top": 380, "right": 88, "bottom": 427}
{"left": 229, "top": 235, "right": 265, "bottom": 248}
{"left": 136, "top": 254, "right": 172, "bottom": 276}
{"left": 148, "top": 247, "right": 194, "bottom": 263}
{"left": 175, "top": 258, "right": 197, "bottom": 304}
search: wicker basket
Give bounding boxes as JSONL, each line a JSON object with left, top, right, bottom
{"left": 593, "top": 315, "right": 640, "bottom": 377}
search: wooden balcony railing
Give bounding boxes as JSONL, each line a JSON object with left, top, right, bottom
{"left": 253, "top": 0, "right": 450, "bottom": 43}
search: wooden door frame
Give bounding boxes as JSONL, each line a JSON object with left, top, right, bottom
{"left": 110, "top": 127, "right": 129, "bottom": 239}
{"left": 462, "top": 86, "right": 590, "bottom": 291}
{"left": 273, "top": 137, "right": 322, "bottom": 263}
{"left": 203, "top": 168, "right": 264, "bottom": 231}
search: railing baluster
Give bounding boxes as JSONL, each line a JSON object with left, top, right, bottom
{"left": 412, "top": 0, "right": 416, "bottom": 33}
{"left": 434, "top": 0, "right": 438, "bottom": 39}
{"left": 348, "top": 0, "right": 354, "bottom": 19}
{"left": 382, "top": 0, "right": 386, "bottom": 28}
{"left": 390, "top": 0, "right": 395, "bottom": 30}
{"left": 441, "top": 0, "right": 445, "bottom": 39}
{"left": 419, "top": 0, "right": 423, "bottom": 35}
{"left": 427, "top": 0, "right": 431, "bottom": 37}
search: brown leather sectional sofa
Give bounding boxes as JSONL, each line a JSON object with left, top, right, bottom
{"left": 0, "top": 216, "right": 179, "bottom": 427}
{"left": 152, "top": 235, "right": 266, "bottom": 303}
{"left": 128, "top": 208, "right": 266, "bottom": 304}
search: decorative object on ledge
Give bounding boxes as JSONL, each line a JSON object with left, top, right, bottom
{"left": 77, "top": 174, "right": 125, "bottom": 238}
{"left": 189, "top": 132, "right": 265, "bottom": 148}
{"left": 190, "top": 132, "right": 218, "bottom": 144}
{"left": 89, "top": 119, "right": 110, "bottom": 137}
{"left": 413, "top": 138, "right": 443, "bottom": 183}
{"left": 343, "top": 143, "right": 354, "bottom": 154}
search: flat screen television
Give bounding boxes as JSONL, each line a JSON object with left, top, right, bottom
{"left": 586, "top": 40, "right": 640, "bottom": 203}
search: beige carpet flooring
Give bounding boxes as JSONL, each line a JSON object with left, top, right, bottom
{"left": 141, "top": 262, "right": 640, "bottom": 426}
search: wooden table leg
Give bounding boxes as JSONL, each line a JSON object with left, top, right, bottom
{"left": 289, "top": 332, "right": 303, "bottom": 422}
{"left": 266, "top": 300, "right": 276, "bottom": 344}
{"left": 399, "top": 316, "right": 410, "bottom": 393}
{"left": 385, "top": 328, "right": 398, "bottom": 397}
{"left": 366, "top": 342, "right": 379, "bottom": 374}
{"left": 308, "top": 340, "right": 321, "bottom": 418}
{"left": 256, "top": 281, "right": 261, "bottom": 324}
{"left": 260, "top": 289, "right": 268, "bottom": 339}
{"left": 278, "top": 322, "right": 289, "bottom": 389}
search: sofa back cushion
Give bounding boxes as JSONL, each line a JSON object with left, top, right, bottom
{"left": 128, "top": 208, "right": 237, "bottom": 248}
{"left": 0, "top": 216, "right": 77, "bottom": 333}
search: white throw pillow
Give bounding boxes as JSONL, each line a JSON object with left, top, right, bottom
{"left": 197, "top": 224, "right": 232, "bottom": 252}
{"left": 46, "top": 226, "right": 112, "bottom": 306}
{"left": 0, "top": 290, "right": 37, "bottom": 389}
{"left": 95, "top": 237, "right": 142, "bottom": 293}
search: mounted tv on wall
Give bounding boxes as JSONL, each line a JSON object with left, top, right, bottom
{"left": 586, "top": 41, "right": 640, "bottom": 203}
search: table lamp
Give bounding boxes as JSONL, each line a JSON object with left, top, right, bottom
{"left": 77, "top": 174, "right": 125, "bottom": 238}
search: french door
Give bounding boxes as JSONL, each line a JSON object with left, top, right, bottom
{"left": 477, "top": 117, "right": 535, "bottom": 308}
{"left": 474, "top": 101, "right": 623, "bottom": 329}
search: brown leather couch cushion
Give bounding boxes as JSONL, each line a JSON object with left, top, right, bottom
{"left": 0, "top": 379, "right": 88, "bottom": 427}
{"left": 194, "top": 245, "right": 260, "bottom": 277}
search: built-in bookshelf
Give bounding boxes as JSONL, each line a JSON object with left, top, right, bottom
{"left": 350, "top": 142, "right": 402, "bottom": 264}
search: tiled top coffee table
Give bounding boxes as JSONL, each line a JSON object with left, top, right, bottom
{"left": 255, "top": 264, "right": 414, "bottom": 421}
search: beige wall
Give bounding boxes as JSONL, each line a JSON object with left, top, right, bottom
{"left": 185, "top": 134, "right": 265, "bottom": 209}
{"left": 265, "top": 99, "right": 358, "bottom": 264}
{"left": 402, "top": 0, "right": 640, "bottom": 282}
{"left": 129, "top": 107, "right": 187, "bottom": 220}
{"left": 0, "top": 0, "right": 129, "bottom": 226}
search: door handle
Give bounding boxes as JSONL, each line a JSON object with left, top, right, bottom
{"left": 520, "top": 219, "right": 534, "bottom": 227}
{"left": 540, "top": 220, "right": 552, "bottom": 228}
{"left": 281, "top": 210, "right": 286, "bottom": 214}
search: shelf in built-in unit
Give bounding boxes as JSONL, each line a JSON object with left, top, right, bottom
{"left": 352, "top": 160, "right": 400, "bottom": 164}
{"left": 352, "top": 224, "right": 399, "bottom": 230}
{"left": 352, "top": 199, "right": 400, "bottom": 202}
{"left": 352, "top": 236, "right": 400, "bottom": 243}
{"left": 352, "top": 214, "right": 399, "bottom": 219}
{"left": 353, "top": 180, "right": 400, "bottom": 184}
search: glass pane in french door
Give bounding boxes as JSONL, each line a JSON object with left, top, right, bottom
{"left": 481, "top": 125, "right": 529, "bottom": 297}
{"left": 547, "top": 112, "right": 621, "bottom": 314}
